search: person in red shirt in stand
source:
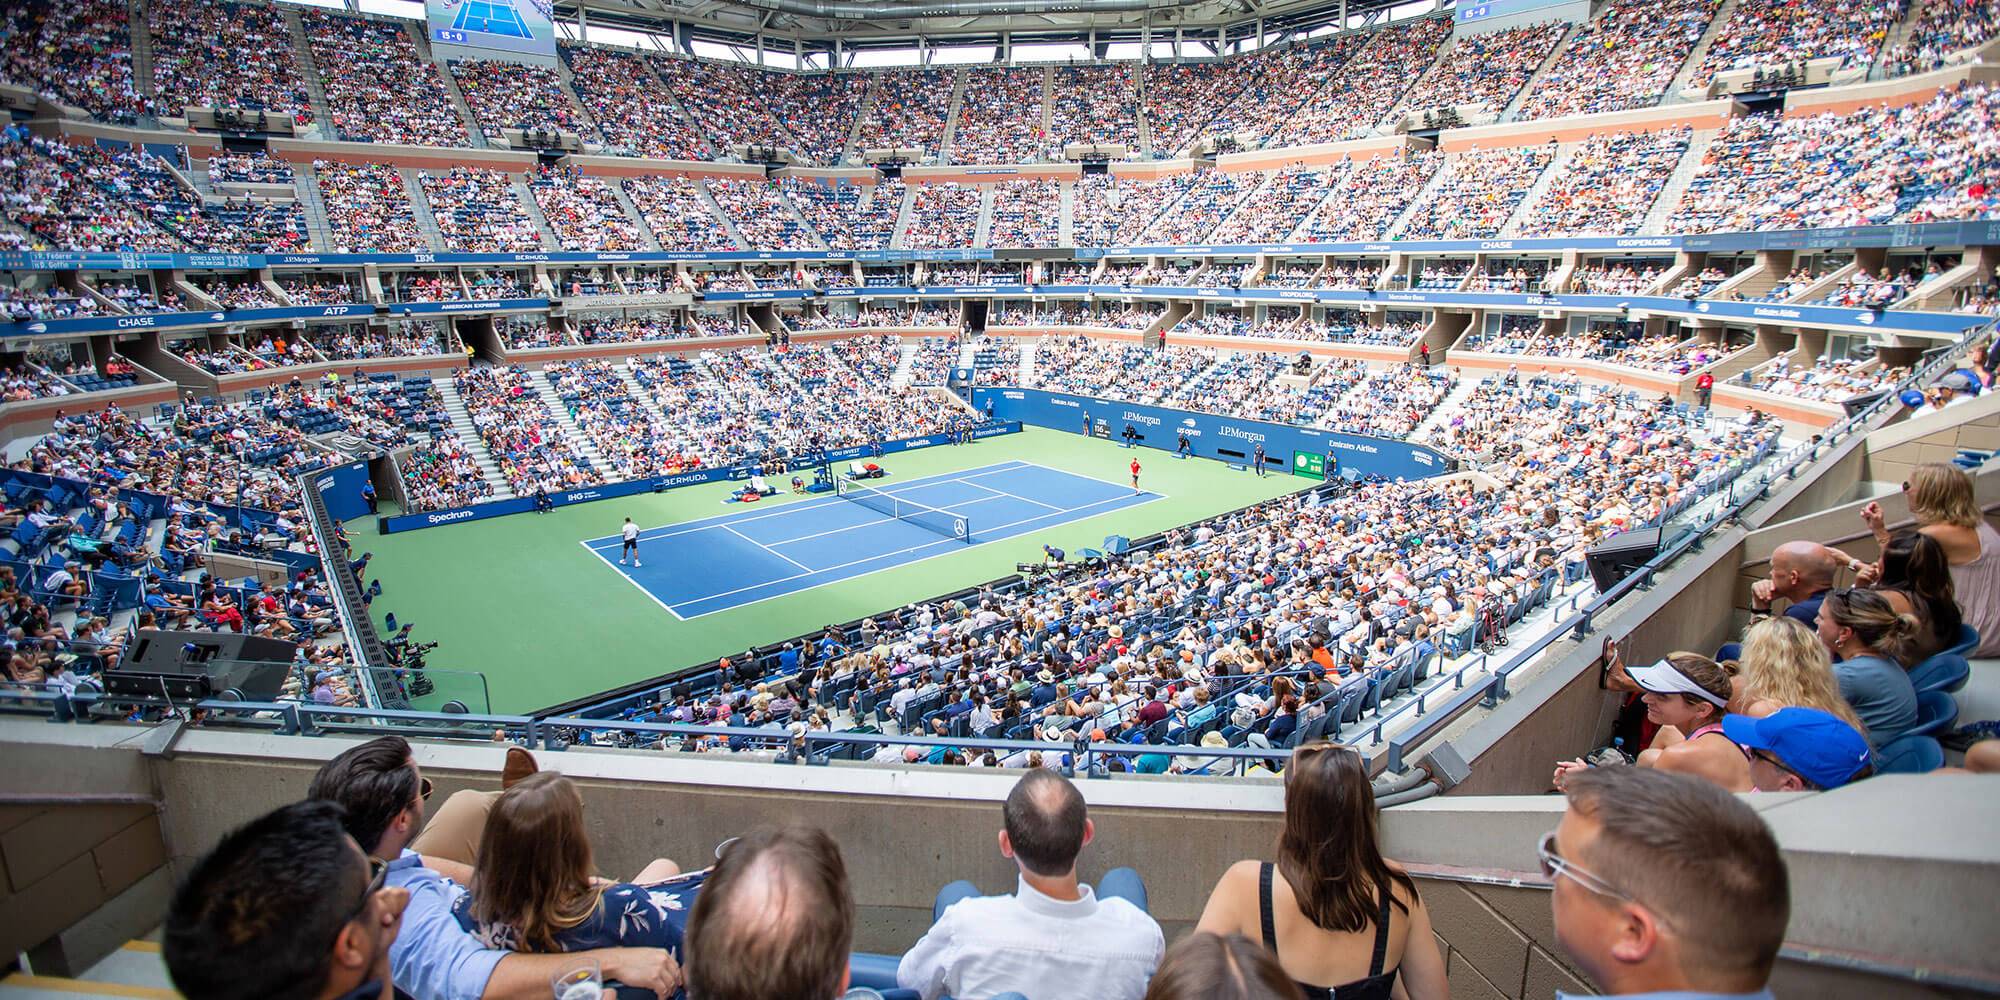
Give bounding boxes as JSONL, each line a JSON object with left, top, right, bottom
{"left": 1696, "top": 370, "right": 1715, "bottom": 410}
{"left": 1130, "top": 458, "right": 1141, "bottom": 494}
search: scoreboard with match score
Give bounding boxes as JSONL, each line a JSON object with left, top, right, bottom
{"left": 427, "top": 0, "right": 557, "bottom": 63}
{"left": 1292, "top": 451, "right": 1327, "bottom": 480}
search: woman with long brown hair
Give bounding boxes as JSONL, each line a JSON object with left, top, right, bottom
{"left": 1194, "top": 743, "right": 1446, "bottom": 1000}
{"left": 453, "top": 772, "right": 704, "bottom": 963}
{"left": 1861, "top": 462, "right": 2000, "bottom": 654}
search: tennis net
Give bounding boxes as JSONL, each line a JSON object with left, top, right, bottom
{"left": 836, "top": 479, "right": 971, "bottom": 542}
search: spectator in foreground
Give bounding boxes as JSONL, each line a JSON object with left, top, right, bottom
{"left": 1194, "top": 743, "right": 1446, "bottom": 1000}
{"left": 1724, "top": 707, "right": 1874, "bottom": 792}
{"left": 1143, "top": 932, "right": 1305, "bottom": 1000}
{"left": 164, "top": 800, "right": 410, "bottom": 1000}
{"left": 1545, "top": 767, "right": 1787, "bottom": 999}
{"left": 683, "top": 824, "right": 853, "bottom": 1000}
{"left": 899, "top": 769, "right": 1164, "bottom": 1000}
{"left": 1557, "top": 653, "right": 1748, "bottom": 793}
{"left": 307, "top": 736, "right": 678, "bottom": 1000}
{"left": 456, "top": 772, "right": 703, "bottom": 964}
{"left": 1814, "top": 588, "right": 1921, "bottom": 748}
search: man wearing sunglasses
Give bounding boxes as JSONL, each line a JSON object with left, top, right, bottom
{"left": 1544, "top": 767, "right": 1788, "bottom": 999}
{"left": 165, "top": 800, "right": 410, "bottom": 1000}
{"left": 310, "top": 736, "right": 680, "bottom": 1000}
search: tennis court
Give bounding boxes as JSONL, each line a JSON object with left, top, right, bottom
{"left": 450, "top": 0, "right": 535, "bottom": 37}
{"left": 581, "top": 460, "right": 1160, "bottom": 618}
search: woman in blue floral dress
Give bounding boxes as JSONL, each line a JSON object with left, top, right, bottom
{"left": 453, "top": 772, "right": 705, "bottom": 991}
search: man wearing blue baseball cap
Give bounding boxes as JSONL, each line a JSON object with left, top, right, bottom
{"left": 1722, "top": 707, "right": 1873, "bottom": 792}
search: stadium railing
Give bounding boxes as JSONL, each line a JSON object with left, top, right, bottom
{"left": 1381, "top": 335, "right": 1982, "bottom": 772}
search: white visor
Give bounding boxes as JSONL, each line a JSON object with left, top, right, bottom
{"left": 1626, "top": 658, "right": 1729, "bottom": 708}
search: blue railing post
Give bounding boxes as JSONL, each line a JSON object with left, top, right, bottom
{"left": 278, "top": 703, "right": 302, "bottom": 735}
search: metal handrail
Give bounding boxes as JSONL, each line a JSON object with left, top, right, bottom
{"left": 1381, "top": 333, "right": 1983, "bottom": 772}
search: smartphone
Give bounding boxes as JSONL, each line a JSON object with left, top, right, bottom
{"left": 1598, "top": 634, "right": 1626, "bottom": 689}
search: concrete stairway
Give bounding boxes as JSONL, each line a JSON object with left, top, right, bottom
{"left": 1058, "top": 182, "right": 1077, "bottom": 247}
{"left": 1378, "top": 32, "right": 1457, "bottom": 129}
{"left": 608, "top": 182, "right": 664, "bottom": 251}
{"left": 1385, "top": 160, "right": 1457, "bottom": 239}
{"left": 1642, "top": 134, "right": 1714, "bottom": 235}
{"left": 414, "top": 25, "right": 488, "bottom": 148}
{"left": 973, "top": 185, "right": 997, "bottom": 248}
{"left": 889, "top": 340, "right": 921, "bottom": 388}
{"left": 1667, "top": 0, "right": 1743, "bottom": 100}
{"left": 550, "top": 55, "right": 607, "bottom": 143}
{"left": 1500, "top": 143, "right": 1578, "bottom": 237}
{"left": 397, "top": 167, "right": 449, "bottom": 251}
{"left": 772, "top": 185, "right": 831, "bottom": 249}
{"left": 937, "top": 70, "right": 969, "bottom": 161}
{"left": 1409, "top": 374, "right": 1482, "bottom": 439}
{"left": 839, "top": 77, "right": 880, "bottom": 165}
{"left": 292, "top": 161, "right": 337, "bottom": 251}
{"left": 1017, "top": 337, "right": 1039, "bottom": 384}
{"left": 1500, "top": 22, "right": 1576, "bottom": 121}
{"left": 1872, "top": 0, "right": 1929, "bottom": 78}
{"left": 532, "top": 374, "right": 612, "bottom": 473}
{"left": 510, "top": 176, "right": 562, "bottom": 250}
{"left": 431, "top": 376, "right": 516, "bottom": 499}
{"left": 889, "top": 184, "right": 917, "bottom": 249}
{"left": 127, "top": 0, "right": 157, "bottom": 105}
{"left": 285, "top": 6, "right": 337, "bottom": 138}
{"left": 694, "top": 181, "right": 752, "bottom": 249}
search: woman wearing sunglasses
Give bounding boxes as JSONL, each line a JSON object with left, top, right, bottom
{"left": 1193, "top": 742, "right": 1446, "bottom": 1000}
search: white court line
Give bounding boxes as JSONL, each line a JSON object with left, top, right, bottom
{"left": 576, "top": 538, "right": 689, "bottom": 622}
{"left": 585, "top": 460, "right": 1036, "bottom": 547}
{"left": 952, "top": 471, "right": 1067, "bottom": 513}
{"left": 667, "top": 489, "right": 1164, "bottom": 617}
{"left": 760, "top": 491, "right": 1019, "bottom": 549}
{"left": 724, "top": 523, "right": 812, "bottom": 571}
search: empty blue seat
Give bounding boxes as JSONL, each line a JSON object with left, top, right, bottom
{"left": 1908, "top": 690, "right": 1959, "bottom": 738}
{"left": 1874, "top": 734, "right": 1944, "bottom": 774}
{"left": 1942, "top": 623, "right": 1980, "bottom": 658}
{"left": 1908, "top": 652, "right": 1971, "bottom": 694}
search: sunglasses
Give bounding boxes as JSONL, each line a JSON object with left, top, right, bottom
{"left": 419, "top": 776, "right": 433, "bottom": 801}
{"left": 343, "top": 855, "right": 389, "bottom": 928}
{"left": 1536, "top": 831, "right": 1638, "bottom": 906}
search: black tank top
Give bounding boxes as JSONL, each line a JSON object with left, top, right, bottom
{"left": 1259, "top": 863, "right": 1399, "bottom": 1000}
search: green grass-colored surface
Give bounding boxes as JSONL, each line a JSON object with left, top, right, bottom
{"left": 359, "top": 428, "right": 1308, "bottom": 713}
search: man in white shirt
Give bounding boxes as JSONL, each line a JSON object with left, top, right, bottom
{"left": 897, "top": 770, "right": 1163, "bottom": 1000}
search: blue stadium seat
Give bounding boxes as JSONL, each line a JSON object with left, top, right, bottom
{"left": 1908, "top": 652, "right": 1971, "bottom": 694}
{"left": 1908, "top": 690, "right": 1959, "bottom": 739}
{"left": 1874, "top": 734, "right": 1944, "bottom": 774}
{"left": 1942, "top": 623, "right": 1980, "bottom": 658}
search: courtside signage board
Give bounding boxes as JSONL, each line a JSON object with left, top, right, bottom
{"left": 974, "top": 387, "right": 1449, "bottom": 483}
{"left": 427, "top": 0, "right": 556, "bottom": 62}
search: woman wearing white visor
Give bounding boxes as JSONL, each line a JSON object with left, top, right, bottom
{"left": 1555, "top": 653, "right": 1749, "bottom": 793}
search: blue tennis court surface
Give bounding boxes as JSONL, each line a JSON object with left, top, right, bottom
{"left": 582, "top": 461, "right": 1161, "bottom": 619}
{"left": 451, "top": 0, "right": 534, "bottom": 37}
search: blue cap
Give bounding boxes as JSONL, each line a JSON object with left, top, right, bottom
{"left": 1723, "top": 707, "right": 1872, "bottom": 789}
{"left": 1899, "top": 389, "right": 1927, "bottom": 409}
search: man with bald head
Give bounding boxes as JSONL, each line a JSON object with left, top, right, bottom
{"left": 1752, "top": 540, "right": 1841, "bottom": 628}
{"left": 683, "top": 824, "right": 854, "bottom": 1000}
{"left": 898, "top": 769, "right": 1163, "bottom": 1000}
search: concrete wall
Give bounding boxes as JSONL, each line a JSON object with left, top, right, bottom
{"left": 1, "top": 721, "right": 1992, "bottom": 996}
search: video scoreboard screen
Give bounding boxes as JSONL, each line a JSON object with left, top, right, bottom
{"left": 1292, "top": 451, "right": 1327, "bottom": 480}
{"left": 427, "top": 0, "right": 556, "bottom": 62}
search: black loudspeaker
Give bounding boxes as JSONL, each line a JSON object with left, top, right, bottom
{"left": 1585, "top": 527, "right": 1663, "bottom": 593}
{"left": 115, "top": 629, "right": 301, "bottom": 702}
